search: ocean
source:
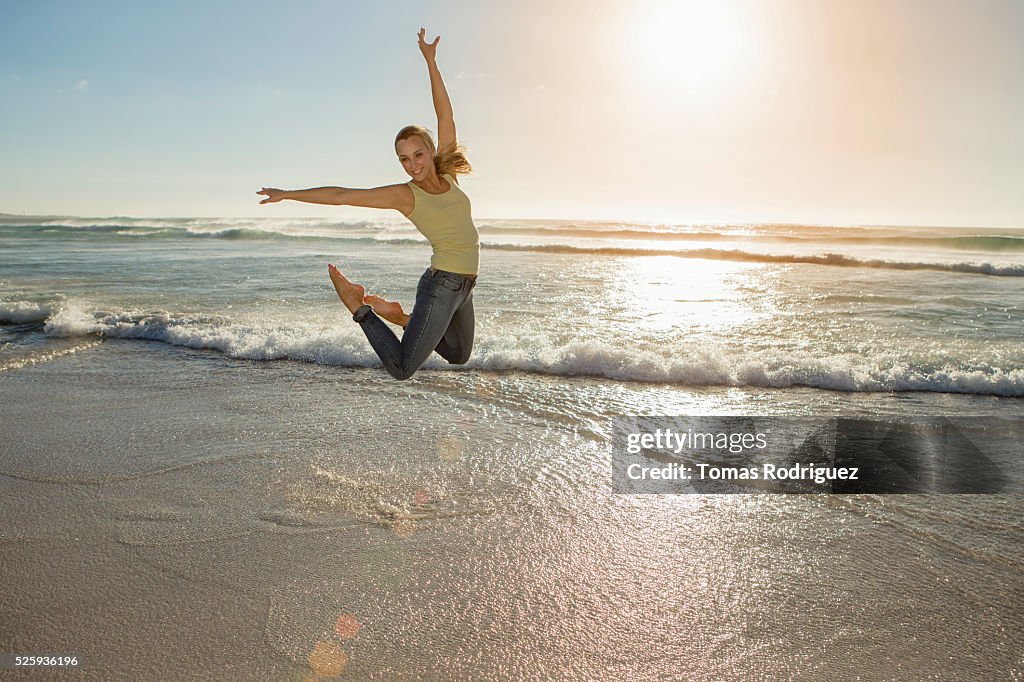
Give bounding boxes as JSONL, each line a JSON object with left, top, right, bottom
{"left": 2, "top": 214, "right": 1022, "bottom": 398}
{"left": 1, "top": 213, "right": 1021, "bottom": 679}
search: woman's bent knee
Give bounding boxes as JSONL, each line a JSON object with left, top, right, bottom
{"left": 447, "top": 347, "right": 473, "bottom": 365}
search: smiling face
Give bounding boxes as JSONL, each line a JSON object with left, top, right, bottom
{"left": 396, "top": 135, "right": 435, "bottom": 182}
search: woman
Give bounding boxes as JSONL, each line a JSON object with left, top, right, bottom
{"left": 257, "top": 29, "right": 479, "bottom": 381}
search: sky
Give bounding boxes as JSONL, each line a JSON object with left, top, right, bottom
{"left": 1, "top": 0, "right": 1022, "bottom": 227}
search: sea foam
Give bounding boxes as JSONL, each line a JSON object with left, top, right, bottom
{"left": 0, "top": 301, "right": 51, "bottom": 324}
{"left": 34, "top": 301, "right": 1024, "bottom": 397}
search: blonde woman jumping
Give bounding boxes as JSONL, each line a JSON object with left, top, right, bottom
{"left": 257, "top": 28, "right": 479, "bottom": 380}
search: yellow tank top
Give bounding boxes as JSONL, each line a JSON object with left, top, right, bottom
{"left": 406, "top": 174, "right": 480, "bottom": 275}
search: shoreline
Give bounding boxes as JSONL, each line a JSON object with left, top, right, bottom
{"left": 1, "top": 339, "right": 1020, "bottom": 679}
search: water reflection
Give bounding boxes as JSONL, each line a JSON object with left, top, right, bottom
{"left": 607, "top": 256, "right": 770, "bottom": 339}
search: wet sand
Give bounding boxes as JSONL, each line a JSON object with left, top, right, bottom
{"left": 1, "top": 339, "right": 1021, "bottom": 680}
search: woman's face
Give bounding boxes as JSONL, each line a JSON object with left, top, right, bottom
{"left": 396, "top": 136, "right": 432, "bottom": 181}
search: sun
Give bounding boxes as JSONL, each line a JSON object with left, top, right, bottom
{"left": 625, "top": 0, "right": 748, "bottom": 97}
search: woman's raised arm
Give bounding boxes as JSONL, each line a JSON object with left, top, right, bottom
{"left": 257, "top": 185, "right": 413, "bottom": 215}
{"left": 418, "top": 28, "right": 456, "bottom": 152}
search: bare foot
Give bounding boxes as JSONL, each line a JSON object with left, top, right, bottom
{"left": 365, "top": 294, "right": 410, "bottom": 328}
{"left": 327, "top": 264, "right": 366, "bottom": 314}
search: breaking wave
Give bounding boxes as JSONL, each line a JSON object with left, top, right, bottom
{"left": 481, "top": 243, "right": 1024, "bottom": 276}
{"left": 23, "top": 300, "right": 1023, "bottom": 397}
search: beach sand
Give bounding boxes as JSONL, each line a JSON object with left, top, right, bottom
{"left": 1, "top": 339, "right": 1021, "bottom": 680}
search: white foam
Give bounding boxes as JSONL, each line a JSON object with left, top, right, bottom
{"left": 43, "top": 301, "right": 103, "bottom": 336}
{"left": 39, "top": 301, "right": 1024, "bottom": 397}
{"left": 0, "top": 301, "right": 51, "bottom": 324}
{"left": 467, "top": 339, "right": 1024, "bottom": 396}
{"left": 42, "top": 303, "right": 396, "bottom": 369}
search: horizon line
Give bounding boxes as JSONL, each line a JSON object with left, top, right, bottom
{"left": 0, "top": 211, "right": 1022, "bottom": 232}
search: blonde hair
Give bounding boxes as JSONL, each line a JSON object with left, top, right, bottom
{"left": 394, "top": 125, "right": 472, "bottom": 178}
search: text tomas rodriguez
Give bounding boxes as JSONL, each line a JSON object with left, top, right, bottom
{"left": 626, "top": 463, "right": 860, "bottom": 485}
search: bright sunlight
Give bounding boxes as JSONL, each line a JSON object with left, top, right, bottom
{"left": 625, "top": 0, "right": 749, "bottom": 96}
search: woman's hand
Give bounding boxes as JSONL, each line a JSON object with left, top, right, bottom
{"left": 418, "top": 28, "right": 439, "bottom": 62}
{"left": 257, "top": 187, "right": 287, "bottom": 204}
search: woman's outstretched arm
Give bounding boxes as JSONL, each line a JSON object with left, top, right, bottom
{"left": 418, "top": 28, "right": 456, "bottom": 152}
{"left": 257, "top": 185, "right": 413, "bottom": 214}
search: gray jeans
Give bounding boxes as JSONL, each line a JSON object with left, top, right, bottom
{"left": 355, "top": 267, "right": 476, "bottom": 380}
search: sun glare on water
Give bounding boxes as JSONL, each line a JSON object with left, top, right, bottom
{"left": 610, "top": 256, "right": 767, "bottom": 338}
{"left": 625, "top": 0, "right": 749, "bottom": 97}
